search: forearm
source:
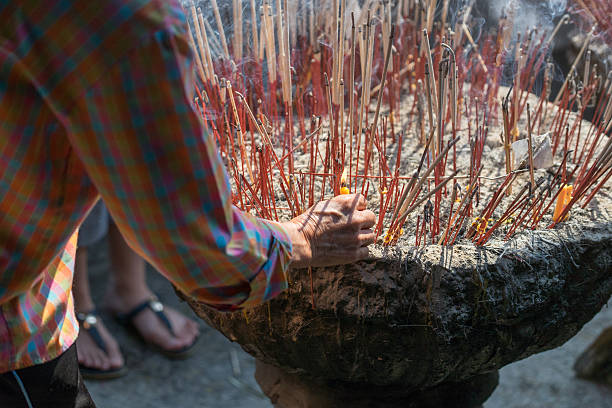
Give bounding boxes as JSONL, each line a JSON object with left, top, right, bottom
{"left": 67, "top": 23, "right": 291, "bottom": 310}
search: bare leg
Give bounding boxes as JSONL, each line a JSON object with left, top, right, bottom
{"left": 73, "top": 247, "right": 95, "bottom": 312}
{"left": 73, "top": 247, "right": 124, "bottom": 372}
{"left": 104, "top": 223, "right": 200, "bottom": 352}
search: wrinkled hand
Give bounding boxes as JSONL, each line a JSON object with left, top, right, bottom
{"left": 282, "top": 194, "right": 376, "bottom": 268}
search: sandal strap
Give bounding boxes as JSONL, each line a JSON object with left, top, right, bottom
{"left": 116, "top": 297, "right": 175, "bottom": 337}
{"left": 76, "top": 311, "right": 108, "bottom": 354}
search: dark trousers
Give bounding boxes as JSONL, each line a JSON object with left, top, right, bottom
{"left": 0, "top": 344, "right": 96, "bottom": 408}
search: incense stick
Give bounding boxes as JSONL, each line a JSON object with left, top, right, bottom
{"left": 210, "top": 0, "right": 230, "bottom": 60}
{"left": 526, "top": 104, "right": 536, "bottom": 190}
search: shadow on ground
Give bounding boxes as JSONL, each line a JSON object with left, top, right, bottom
{"left": 84, "top": 238, "right": 611, "bottom": 408}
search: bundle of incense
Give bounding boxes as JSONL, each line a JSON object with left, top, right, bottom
{"left": 387, "top": 136, "right": 460, "bottom": 239}
{"left": 437, "top": 166, "right": 483, "bottom": 245}
{"left": 369, "top": 25, "right": 395, "bottom": 161}
{"left": 226, "top": 81, "right": 255, "bottom": 185}
{"left": 423, "top": 30, "right": 438, "bottom": 131}
{"left": 394, "top": 169, "right": 459, "bottom": 232}
{"left": 553, "top": 27, "right": 593, "bottom": 106}
{"left": 387, "top": 129, "right": 437, "bottom": 231}
{"left": 210, "top": 0, "right": 230, "bottom": 59}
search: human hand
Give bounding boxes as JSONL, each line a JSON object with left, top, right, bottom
{"left": 282, "top": 194, "right": 376, "bottom": 268}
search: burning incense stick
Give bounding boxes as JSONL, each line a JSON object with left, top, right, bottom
{"left": 553, "top": 28, "right": 593, "bottom": 106}
{"left": 369, "top": 25, "right": 395, "bottom": 155}
{"left": 187, "top": 9, "right": 207, "bottom": 84}
{"left": 462, "top": 24, "right": 488, "bottom": 74}
{"left": 210, "top": 0, "right": 230, "bottom": 60}
{"left": 526, "top": 104, "right": 535, "bottom": 190}
{"left": 394, "top": 169, "right": 459, "bottom": 231}
{"left": 389, "top": 136, "right": 460, "bottom": 235}
{"left": 250, "top": 0, "right": 259, "bottom": 60}
{"left": 438, "top": 166, "right": 483, "bottom": 245}
{"left": 349, "top": 12, "right": 356, "bottom": 184}
{"left": 422, "top": 29, "right": 438, "bottom": 120}
{"left": 227, "top": 81, "right": 255, "bottom": 185}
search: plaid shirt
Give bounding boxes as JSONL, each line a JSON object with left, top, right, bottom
{"left": 0, "top": 0, "right": 292, "bottom": 372}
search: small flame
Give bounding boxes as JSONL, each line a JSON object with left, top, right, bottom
{"left": 340, "top": 167, "right": 350, "bottom": 194}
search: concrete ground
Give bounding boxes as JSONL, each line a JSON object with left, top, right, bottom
{"left": 84, "top": 238, "right": 611, "bottom": 408}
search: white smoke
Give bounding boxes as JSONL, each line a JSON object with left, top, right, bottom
{"left": 488, "top": 0, "right": 567, "bottom": 37}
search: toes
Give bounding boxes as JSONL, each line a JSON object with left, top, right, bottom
{"left": 76, "top": 319, "right": 123, "bottom": 371}
{"left": 166, "top": 336, "right": 187, "bottom": 351}
{"left": 189, "top": 321, "right": 200, "bottom": 338}
{"left": 132, "top": 306, "right": 199, "bottom": 352}
{"left": 109, "top": 354, "right": 124, "bottom": 369}
{"left": 179, "top": 320, "right": 196, "bottom": 342}
{"left": 90, "top": 349, "right": 105, "bottom": 371}
{"left": 97, "top": 349, "right": 111, "bottom": 371}
{"left": 168, "top": 319, "right": 196, "bottom": 349}
{"left": 171, "top": 326, "right": 193, "bottom": 349}
{"left": 179, "top": 316, "right": 200, "bottom": 344}
{"left": 77, "top": 334, "right": 103, "bottom": 369}
{"left": 80, "top": 352, "right": 90, "bottom": 367}
{"left": 186, "top": 327, "right": 198, "bottom": 344}
{"left": 106, "top": 342, "right": 124, "bottom": 369}
{"left": 96, "top": 321, "right": 124, "bottom": 369}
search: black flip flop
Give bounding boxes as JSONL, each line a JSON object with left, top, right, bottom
{"left": 76, "top": 311, "right": 128, "bottom": 380}
{"left": 115, "top": 296, "right": 198, "bottom": 359}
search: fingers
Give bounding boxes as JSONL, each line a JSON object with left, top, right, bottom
{"left": 355, "top": 194, "right": 367, "bottom": 211}
{"left": 330, "top": 193, "right": 367, "bottom": 211}
{"left": 341, "top": 209, "right": 375, "bottom": 232}
{"left": 330, "top": 246, "right": 372, "bottom": 265}
{"left": 343, "top": 228, "right": 375, "bottom": 248}
{"left": 357, "top": 209, "right": 376, "bottom": 229}
{"left": 357, "top": 228, "right": 376, "bottom": 247}
{"left": 330, "top": 194, "right": 374, "bottom": 226}
{"left": 354, "top": 246, "right": 371, "bottom": 261}
{"left": 329, "top": 228, "right": 375, "bottom": 246}
{"left": 294, "top": 194, "right": 376, "bottom": 268}
{"left": 310, "top": 246, "right": 372, "bottom": 267}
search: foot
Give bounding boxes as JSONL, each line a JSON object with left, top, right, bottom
{"left": 76, "top": 312, "right": 125, "bottom": 372}
{"left": 105, "top": 288, "right": 200, "bottom": 353}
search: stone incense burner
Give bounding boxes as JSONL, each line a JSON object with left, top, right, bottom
{"left": 185, "top": 218, "right": 612, "bottom": 407}
{"left": 181, "top": 4, "right": 612, "bottom": 405}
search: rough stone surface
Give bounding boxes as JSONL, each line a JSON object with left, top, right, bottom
{"left": 187, "top": 222, "right": 612, "bottom": 398}
{"left": 255, "top": 360, "right": 499, "bottom": 408}
{"left": 81, "top": 237, "right": 612, "bottom": 408}
{"left": 574, "top": 326, "right": 612, "bottom": 385}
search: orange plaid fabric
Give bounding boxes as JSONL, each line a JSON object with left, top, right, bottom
{"left": 0, "top": 0, "right": 292, "bottom": 372}
{"left": 0, "top": 232, "right": 80, "bottom": 371}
